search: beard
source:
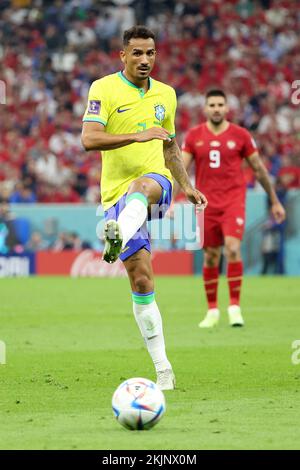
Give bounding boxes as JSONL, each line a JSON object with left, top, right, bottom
{"left": 136, "top": 67, "right": 151, "bottom": 79}
{"left": 210, "top": 115, "right": 224, "bottom": 126}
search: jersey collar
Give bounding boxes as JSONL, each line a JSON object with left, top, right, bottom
{"left": 118, "top": 71, "right": 152, "bottom": 97}
{"left": 205, "top": 121, "right": 230, "bottom": 137}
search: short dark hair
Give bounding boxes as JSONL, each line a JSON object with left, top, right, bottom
{"left": 123, "top": 25, "right": 155, "bottom": 47}
{"left": 205, "top": 89, "right": 227, "bottom": 101}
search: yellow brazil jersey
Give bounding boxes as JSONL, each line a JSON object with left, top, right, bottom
{"left": 82, "top": 71, "right": 176, "bottom": 210}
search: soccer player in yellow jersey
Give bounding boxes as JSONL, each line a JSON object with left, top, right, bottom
{"left": 82, "top": 25, "right": 207, "bottom": 390}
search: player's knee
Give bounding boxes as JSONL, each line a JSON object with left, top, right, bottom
{"left": 205, "top": 256, "right": 217, "bottom": 268}
{"left": 133, "top": 273, "right": 153, "bottom": 293}
{"left": 128, "top": 180, "right": 149, "bottom": 198}
{"left": 225, "top": 243, "right": 241, "bottom": 261}
{"left": 204, "top": 248, "right": 220, "bottom": 267}
{"left": 128, "top": 178, "right": 161, "bottom": 206}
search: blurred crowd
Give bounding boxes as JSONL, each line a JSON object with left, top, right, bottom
{"left": 0, "top": 0, "right": 300, "bottom": 206}
{"left": 0, "top": 198, "right": 102, "bottom": 253}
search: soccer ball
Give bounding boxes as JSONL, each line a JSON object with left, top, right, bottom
{"left": 112, "top": 377, "right": 166, "bottom": 430}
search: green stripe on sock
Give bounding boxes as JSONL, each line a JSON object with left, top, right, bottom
{"left": 126, "top": 192, "right": 148, "bottom": 208}
{"left": 132, "top": 293, "right": 155, "bottom": 305}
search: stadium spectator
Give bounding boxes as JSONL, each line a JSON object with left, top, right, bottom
{"left": 261, "top": 217, "right": 283, "bottom": 274}
{"left": 35, "top": 146, "right": 58, "bottom": 185}
{"left": 52, "top": 232, "right": 76, "bottom": 251}
{"left": 261, "top": 176, "right": 287, "bottom": 274}
{"left": 9, "top": 182, "right": 37, "bottom": 203}
{"left": 26, "top": 231, "right": 48, "bottom": 252}
{"left": 278, "top": 156, "right": 300, "bottom": 189}
{"left": 66, "top": 20, "right": 96, "bottom": 49}
{"left": 0, "top": 199, "right": 20, "bottom": 253}
{"left": 52, "top": 231, "right": 84, "bottom": 251}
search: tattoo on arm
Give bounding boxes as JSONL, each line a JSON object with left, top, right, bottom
{"left": 163, "top": 139, "right": 192, "bottom": 192}
{"left": 247, "top": 153, "right": 277, "bottom": 203}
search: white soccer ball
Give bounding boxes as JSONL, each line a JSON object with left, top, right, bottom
{"left": 112, "top": 377, "right": 166, "bottom": 430}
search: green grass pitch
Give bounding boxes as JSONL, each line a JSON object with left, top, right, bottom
{"left": 0, "top": 276, "right": 299, "bottom": 450}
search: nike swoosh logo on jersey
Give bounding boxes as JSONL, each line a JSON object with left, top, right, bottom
{"left": 117, "top": 107, "right": 131, "bottom": 113}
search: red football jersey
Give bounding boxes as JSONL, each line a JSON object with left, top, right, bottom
{"left": 182, "top": 122, "right": 257, "bottom": 209}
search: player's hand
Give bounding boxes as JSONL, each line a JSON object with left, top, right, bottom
{"left": 185, "top": 188, "right": 208, "bottom": 211}
{"left": 271, "top": 201, "right": 286, "bottom": 224}
{"left": 134, "top": 127, "right": 171, "bottom": 143}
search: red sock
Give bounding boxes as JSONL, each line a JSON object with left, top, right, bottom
{"left": 203, "top": 266, "right": 219, "bottom": 309}
{"left": 227, "top": 261, "right": 243, "bottom": 306}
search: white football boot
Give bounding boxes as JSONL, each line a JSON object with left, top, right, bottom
{"left": 156, "top": 369, "right": 176, "bottom": 390}
{"left": 198, "top": 308, "right": 220, "bottom": 328}
{"left": 228, "top": 305, "right": 244, "bottom": 327}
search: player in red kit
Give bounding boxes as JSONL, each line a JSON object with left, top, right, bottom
{"left": 180, "top": 89, "right": 286, "bottom": 327}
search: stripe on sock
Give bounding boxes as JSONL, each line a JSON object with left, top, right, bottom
{"left": 126, "top": 192, "right": 148, "bottom": 208}
{"left": 203, "top": 266, "right": 219, "bottom": 309}
{"left": 132, "top": 291, "right": 155, "bottom": 305}
{"left": 227, "top": 261, "right": 243, "bottom": 306}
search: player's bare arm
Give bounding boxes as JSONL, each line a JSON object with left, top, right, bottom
{"left": 167, "top": 150, "right": 194, "bottom": 218}
{"left": 81, "top": 122, "right": 171, "bottom": 151}
{"left": 171, "top": 150, "right": 194, "bottom": 200}
{"left": 247, "top": 152, "right": 286, "bottom": 224}
{"left": 163, "top": 139, "right": 207, "bottom": 208}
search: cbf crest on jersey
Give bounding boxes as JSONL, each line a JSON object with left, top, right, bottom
{"left": 154, "top": 104, "right": 166, "bottom": 122}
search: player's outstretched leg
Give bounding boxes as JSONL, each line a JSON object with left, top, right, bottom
{"left": 103, "top": 177, "right": 161, "bottom": 264}
{"left": 124, "top": 249, "right": 175, "bottom": 390}
{"left": 102, "top": 193, "right": 147, "bottom": 264}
